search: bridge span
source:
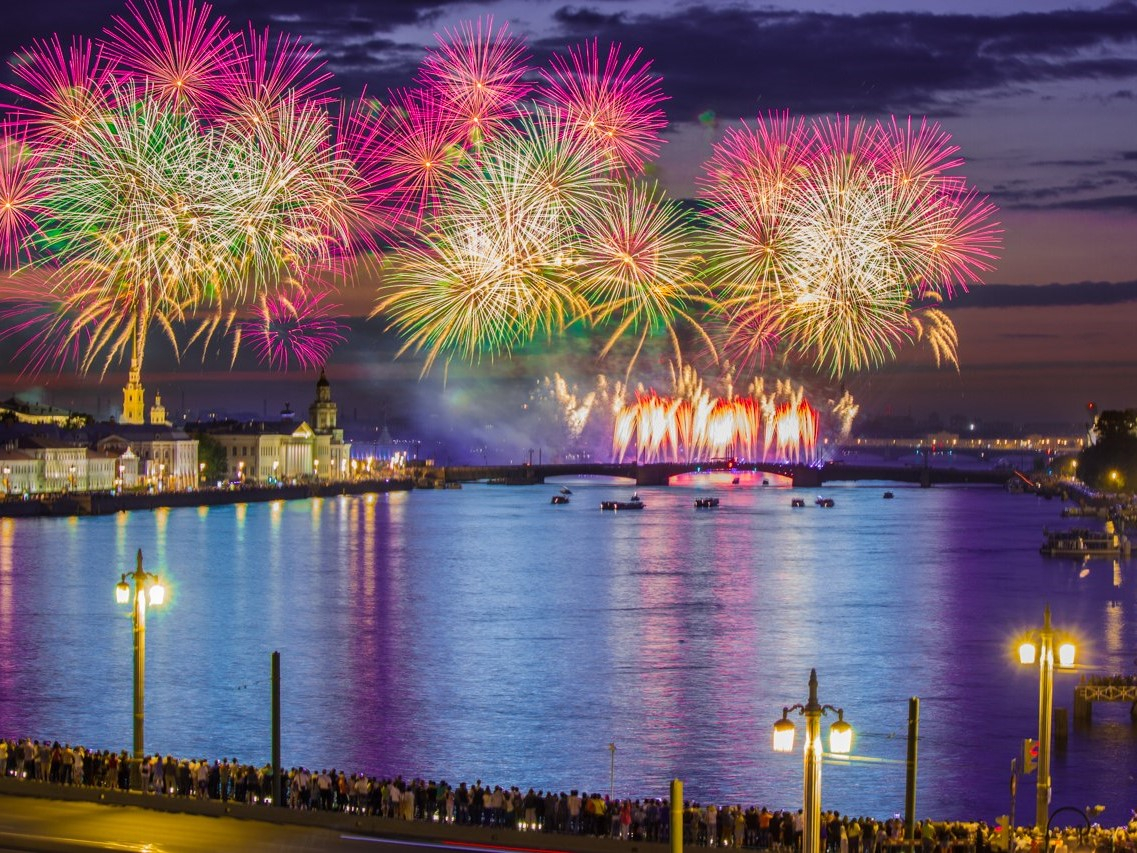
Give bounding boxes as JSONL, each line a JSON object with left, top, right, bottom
{"left": 435, "top": 461, "right": 1013, "bottom": 488}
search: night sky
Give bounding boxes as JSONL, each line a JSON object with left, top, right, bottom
{"left": 1, "top": 0, "right": 1135, "bottom": 443}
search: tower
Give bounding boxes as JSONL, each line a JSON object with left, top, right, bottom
{"left": 308, "top": 368, "right": 337, "bottom": 431}
{"left": 149, "top": 391, "right": 170, "bottom": 427}
{"left": 122, "top": 358, "right": 145, "bottom": 425}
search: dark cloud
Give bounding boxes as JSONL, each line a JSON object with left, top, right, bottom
{"left": 950, "top": 280, "right": 1137, "bottom": 307}
{"left": 536, "top": 3, "right": 1137, "bottom": 121}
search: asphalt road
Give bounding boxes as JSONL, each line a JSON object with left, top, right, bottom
{"left": 0, "top": 796, "right": 558, "bottom": 853}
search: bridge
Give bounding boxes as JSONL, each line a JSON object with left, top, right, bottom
{"left": 435, "top": 461, "right": 1014, "bottom": 488}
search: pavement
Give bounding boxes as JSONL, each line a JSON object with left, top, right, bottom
{"left": 0, "top": 778, "right": 670, "bottom": 853}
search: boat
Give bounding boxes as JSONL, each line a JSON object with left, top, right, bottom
{"left": 559, "top": 486, "right": 573, "bottom": 495}
{"left": 883, "top": 491, "right": 895, "bottom": 499}
{"left": 1040, "top": 523, "right": 1130, "bottom": 558}
{"left": 815, "top": 497, "right": 835, "bottom": 507}
{"left": 731, "top": 477, "right": 741, "bottom": 485}
{"left": 601, "top": 493, "right": 645, "bottom": 511}
{"left": 791, "top": 498, "right": 806, "bottom": 508}
{"left": 551, "top": 494, "right": 570, "bottom": 505}
{"left": 694, "top": 497, "right": 720, "bottom": 508}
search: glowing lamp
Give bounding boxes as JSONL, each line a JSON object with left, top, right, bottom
{"left": 1018, "top": 642, "right": 1037, "bottom": 665}
{"left": 147, "top": 581, "right": 165, "bottom": 607}
{"left": 115, "top": 578, "right": 130, "bottom": 605}
{"left": 828, "top": 711, "right": 853, "bottom": 754}
{"left": 772, "top": 713, "right": 795, "bottom": 753}
{"left": 1057, "top": 642, "right": 1076, "bottom": 668}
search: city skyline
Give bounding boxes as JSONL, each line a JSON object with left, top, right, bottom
{"left": 0, "top": 0, "right": 1134, "bottom": 435}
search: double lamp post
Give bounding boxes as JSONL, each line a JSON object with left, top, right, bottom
{"left": 114, "top": 549, "right": 167, "bottom": 761}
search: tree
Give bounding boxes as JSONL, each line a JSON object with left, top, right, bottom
{"left": 192, "top": 433, "right": 228, "bottom": 487}
{"left": 1078, "top": 409, "right": 1137, "bottom": 492}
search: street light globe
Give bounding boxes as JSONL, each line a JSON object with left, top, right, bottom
{"left": 115, "top": 579, "right": 130, "bottom": 604}
{"left": 772, "top": 715, "right": 796, "bottom": 753}
{"left": 147, "top": 581, "right": 166, "bottom": 607}
{"left": 1057, "top": 642, "right": 1076, "bottom": 668}
{"left": 1019, "top": 641, "right": 1038, "bottom": 665}
{"left": 829, "top": 711, "right": 853, "bottom": 754}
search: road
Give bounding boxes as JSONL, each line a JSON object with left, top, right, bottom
{"left": 0, "top": 796, "right": 571, "bottom": 853}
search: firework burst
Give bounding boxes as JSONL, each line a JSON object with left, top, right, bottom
{"left": 417, "top": 17, "right": 530, "bottom": 146}
{"left": 700, "top": 112, "right": 1000, "bottom": 378}
{"left": 538, "top": 40, "right": 667, "bottom": 173}
{"left": 241, "top": 287, "right": 347, "bottom": 371}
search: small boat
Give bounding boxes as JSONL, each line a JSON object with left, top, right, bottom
{"left": 551, "top": 494, "right": 570, "bottom": 505}
{"left": 815, "top": 497, "right": 835, "bottom": 507}
{"left": 731, "top": 477, "right": 740, "bottom": 485}
{"left": 694, "top": 497, "right": 720, "bottom": 508}
{"left": 791, "top": 498, "right": 806, "bottom": 508}
{"left": 601, "top": 492, "right": 645, "bottom": 511}
{"left": 883, "top": 491, "right": 894, "bottom": 499}
{"left": 560, "top": 486, "right": 573, "bottom": 495}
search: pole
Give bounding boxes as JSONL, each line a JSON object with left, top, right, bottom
{"left": 803, "top": 670, "right": 822, "bottom": 853}
{"left": 271, "top": 651, "right": 281, "bottom": 807}
{"left": 904, "top": 697, "right": 919, "bottom": 853}
{"left": 670, "top": 778, "right": 683, "bottom": 853}
{"left": 608, "top": 743, "right": 616, "bottom": 800}
{"left": 132, "top": 549, "right": 145, "bottom": 762}
{"left": 1036, "top": 607, "right": 1053, "bottom": 833}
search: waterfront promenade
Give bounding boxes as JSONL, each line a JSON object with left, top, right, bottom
{"left": 3, "top": 742, "right": 1136, "bottom": 851}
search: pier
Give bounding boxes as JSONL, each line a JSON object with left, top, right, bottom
{"left": 1073, "top": 677, "right": 1137, "bottom": 723}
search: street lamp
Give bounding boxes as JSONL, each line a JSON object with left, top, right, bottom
{"left": 1017, "top": 606, "right": 1077, "bottom": 832}
{"left": 773, "top": 669, "right": 853, "bottom": 853}
{"left": 114, "top": 549, "right": 167, "bottom": 762}
{"left": 198, "top": 461, "right": 205, "bottom": 486}
{"left": 2, "top": 465, "right": 9, "bottom": 496}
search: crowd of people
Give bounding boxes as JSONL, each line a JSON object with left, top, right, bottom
{"left": 2, "top": 737, "right": 1135, "bottom": 853}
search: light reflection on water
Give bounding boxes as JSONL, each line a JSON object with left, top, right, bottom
{"left": 1, "top": 483, "right": 1135, "bottom": 821}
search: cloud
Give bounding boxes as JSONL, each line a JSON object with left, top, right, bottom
{"left": 535, "top": 3, "right": 1137, "bottom": 121}
{"left": 949, "top": 280, "right": 1137, "bottom": 307}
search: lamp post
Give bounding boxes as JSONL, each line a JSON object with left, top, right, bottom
{"left": 2, "top": 465, "right": 9, "bottom": 496}
{"left": 1017, "top": 606, "right": 1077, "bottom": 832}
{"left": 114, "top": 549, "right": 167, "bottom": 761}
{"left": 773, "top": 669, "right": 853, "bottom": 853}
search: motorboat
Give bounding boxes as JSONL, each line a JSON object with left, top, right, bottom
{"left": 731, "top": 477, "right": 741, "bottom": 485}
{"left": 694, "top": 497, "right": 720, "bottom": 508}
{"left": 601, "top": 492, "right": 645, "bottom": 511}
{"left": 791, "top": 498, "right": 806, "bottom": 508}
{"left": 551, "top": 494, "right": 570, "bottom": 505}
{"left": 883, "top": 491, "right": 895, "bottom": 499}
{"left": 815, "top": 497, "right": 835, "bottom": 507}
{"left": 559, "top": 486, "right": 573, "bottom": 495}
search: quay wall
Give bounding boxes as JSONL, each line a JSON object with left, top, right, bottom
{"left": 0, "top": 478, "right": 414, "bottom": 518}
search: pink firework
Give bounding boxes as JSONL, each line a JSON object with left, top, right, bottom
{"left": 416, "top": 17, "right": 530, "bottom": 145}
{"left": 370, "top": 88, "right": 467, "bottom": 229}
{"left": 0, "top": 123, "right": 49, "bottom": 264}
{"left": 4, "top": 36, "right": 117, "bottom": 141}
{"left": 217, "top": 25, "right": 334, "bottom": 124}
{"left": 101, "top": 0, "right": 241, "bottom": 109}
{"left": 538, "top": 40, "right": 668, "bottom": 173}
{"left": 872, "top": 117, "right": 965, "bottom": 194}
{"left": 242, "top": 289, "right": 348, "bottom": 371}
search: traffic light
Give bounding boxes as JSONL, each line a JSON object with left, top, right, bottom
{"left": 1021, "top": 738, "right": 1038, "bottom": 774}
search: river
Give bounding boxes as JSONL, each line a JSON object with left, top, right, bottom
{"left": 0, "top": 478, "right": 1133, "bottom": 822}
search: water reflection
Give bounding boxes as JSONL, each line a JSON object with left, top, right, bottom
{"left": 0, "top": 485, "right": 1134, "bottom": 821}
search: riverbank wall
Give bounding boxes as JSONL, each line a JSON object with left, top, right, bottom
{"left": 0, "top": 478, "right": 415, "bottom": 518}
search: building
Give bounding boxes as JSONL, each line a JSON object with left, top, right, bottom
{"left": 0, "top": 397, "right": 86, "bottom": 427}
{"left": 190, "top": 370, "right": 352, "bottom": 484}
